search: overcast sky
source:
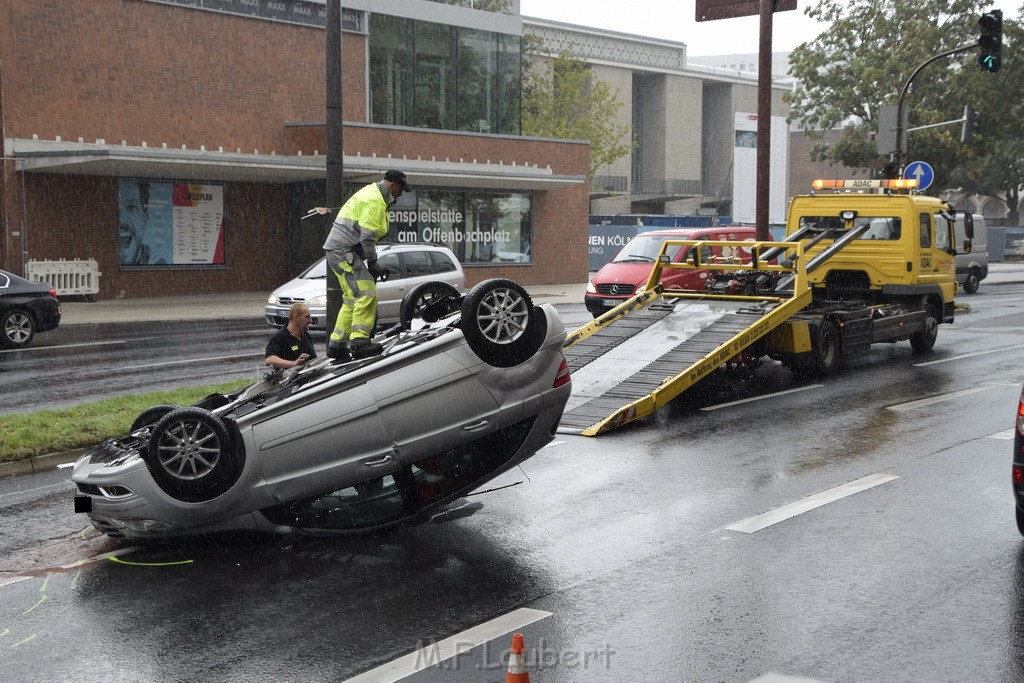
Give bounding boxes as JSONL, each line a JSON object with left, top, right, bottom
{"left": 519, "top": 0, "right": 1022, "bottom": 57}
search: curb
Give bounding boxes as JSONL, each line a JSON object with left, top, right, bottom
{"left": 0, "top": 448, "right": 88, "bottom": 481}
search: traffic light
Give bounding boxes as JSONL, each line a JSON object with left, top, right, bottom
{"left": 961, "top": 106, "right": 978, "bottom": 143}
{"left": 978, "top": 10, "right": 1002, "bottom": 73}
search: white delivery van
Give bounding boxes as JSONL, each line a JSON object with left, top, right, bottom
{"left": 955, "top": 213, "right": 988, "bottom": 294}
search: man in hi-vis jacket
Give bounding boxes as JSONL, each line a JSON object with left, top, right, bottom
{"left": 322, "top": 170, "right": 410, "bottom": 360}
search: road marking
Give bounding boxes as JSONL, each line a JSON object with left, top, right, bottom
{"left": 701, "top": 384, "right": 823, "bottom": 411}
{"left": 887, "top": 383, "right": 1018, "bottom": 411}
{"left": 342, "top": 607, "right": 552, "bottom": 683}
{"left": 0, "top": 576, "right": 32, "bottom": 589}
{"left": 914, "top": 343, "right": 1024, "bottom": 366}
{"left": 131, "top": 353, "right": 260, "bottom": 370}
{"left": 724, "top": 473, "right": 899, "bottom": 534}
{"left": 0, "top": 340, "right": 127, "bottom": 354}
{"left": 990, "top": 428, "right": 1016, "bottom": 440}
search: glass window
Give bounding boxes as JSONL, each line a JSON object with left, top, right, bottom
{"left": 495, "top": 32, "right": 521, "bottom": 135}
{"left": 369, "top": 15, "right": 414, "bottom": 126}
{"left": 260, "top": 474, "right": 410, "bottom": 530}
{"left": 414, "top": 23, "right": 457, "bottom": 130}
{"left": 421, "top": 0, "right": 513, "bottom": 12}
{"left": 378, "top": 252, "right": 401, "bottom": 278}
{"left": 369, "top": 18, "right": 518, "bottom": 134}
{"left": 934, "top": 213, "right": 950, "bottom": 251}
{"left": 409, "top": 418, "right": 534, "bottom": 507}
{"left": 457, "top": 28, "right": 495, "bottom": 133}
{"left": 403, "top": 250, "right": 433, "bottom": 278}
{"left": 430, "top": 251, "right": 457, "bottom": 273}
{"left": 919, "top": 213, "right": 932, "bottom": 248}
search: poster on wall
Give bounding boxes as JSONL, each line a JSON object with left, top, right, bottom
{"left": 119, "top": 180, "right": 225, "bottom": 267}
{"left": 731, "top": 113, "right": 788, "bottom": 226}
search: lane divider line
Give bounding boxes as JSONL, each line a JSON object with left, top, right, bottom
{"left": 342, "top": 607, "right": 552, "bottom": 683}
{"left": 724, "top": 473, "right": 899, "bottom": 534}
{"left": 701, "top": 384, "right": 823, "bottom": 411}
{"left": 887, "top": 385, "right": 1013, "bottom": 412}
{"left": 914, "top": 343, "right": 1024, "bottom": 366}
{"left": 989, "top": 428, "right": 1016, "bottom": 440}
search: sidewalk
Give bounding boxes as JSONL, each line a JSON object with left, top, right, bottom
{"left": 57, "top": 282, "right": 592, "bottom": 326}
{"left": 56, "top": 262, "right": 1024, "bottom": 326}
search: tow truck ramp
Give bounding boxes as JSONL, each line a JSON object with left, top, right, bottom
{"left": 559, "top": 239, "right": 812, "bottom": 436}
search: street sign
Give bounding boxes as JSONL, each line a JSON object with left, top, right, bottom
{"left": 903, "top": 161, "right": 934, "bottom": 191}
{"left": 696, "top": 0, "right": 797, "bottom": 21}
{"left": 877, "top": 105, "right": 908, "bottom": 155}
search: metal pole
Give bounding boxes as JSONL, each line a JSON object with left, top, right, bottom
{"left": 754, "top": 0, "right": 774, "bottom": 241}
{"left": 894, "top": 43, "right": 975, "bottom": 174}
{"left": 325, "top": 0, "right": 343, "bottom": 347}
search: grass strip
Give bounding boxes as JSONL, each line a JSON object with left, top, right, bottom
{"left": 0, "top": 380, "right": 251, "bottom": 464}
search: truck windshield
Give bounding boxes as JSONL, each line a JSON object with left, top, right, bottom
{"left": 799, "top": 216, "right": 901, "bottom": 241}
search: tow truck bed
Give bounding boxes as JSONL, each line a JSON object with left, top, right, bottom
{"left": 560, "top": 298, "right": 770, "bottom": 434}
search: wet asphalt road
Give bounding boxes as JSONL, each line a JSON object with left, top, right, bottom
{"left": 1, "top": 289, "right": 1024, "bottom": 681}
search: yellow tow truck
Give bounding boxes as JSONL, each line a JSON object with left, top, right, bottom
{"left": 560, "top": 178, "right": 970, "bottom": 436}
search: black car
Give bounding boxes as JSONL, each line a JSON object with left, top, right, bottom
{"left": 0, "top": 268, "right": 61, "bottom": 348}
{"left": 1014, "top": 381, "right": 1024, "bottom": 534}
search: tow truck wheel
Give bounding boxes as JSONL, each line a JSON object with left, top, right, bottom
{"left": 910, "top": 304, "right": 939, "bottom": 353}
{"left": 962, "top": 268, "right": 981, "bottom": 294}
{"left": 812, "top": 320, "right": 840, "bottom": 376}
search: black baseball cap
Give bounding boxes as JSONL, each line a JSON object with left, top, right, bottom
{"left": 383, "top": 170, "right": 411, "bottom": 191}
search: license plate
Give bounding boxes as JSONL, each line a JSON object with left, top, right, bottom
{"left": 74, "top": 495, "right": 92, "bottom": 514}
{"left": 602, "top": 299, "right": 620, "bottom": 307}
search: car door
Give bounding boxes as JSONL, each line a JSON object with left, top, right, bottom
{"left": 365, "top": 343, "right": 501, "bottom": 467}
{"left": 250, "top": 380, "right": 397, "bottom": 503}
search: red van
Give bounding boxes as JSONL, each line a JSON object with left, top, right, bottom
{"left": 584, "top": 226, "right": 759, "bottom": 317}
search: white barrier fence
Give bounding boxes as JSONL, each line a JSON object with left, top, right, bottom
{"left": 24, "top": 258, "right": 102, "bottom": 296}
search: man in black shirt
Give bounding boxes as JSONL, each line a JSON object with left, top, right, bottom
{"left": 265, "top": 303, "right": 318, "bottom": 370}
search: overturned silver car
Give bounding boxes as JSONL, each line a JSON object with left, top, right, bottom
{"left": 72, "top": 279, "right": 571, "bottom": 539}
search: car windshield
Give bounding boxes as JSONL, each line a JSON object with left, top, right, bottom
{"left": 300, "top": 258, "right": 327, "bottom": 279}
{"left": 611, "top": 236, "right": 683, "bottom": 263}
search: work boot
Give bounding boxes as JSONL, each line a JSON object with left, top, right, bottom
{"left": 326, "top": 340, "right": 351, "bottom": 361}
{"left": 347, "top": 338, "right": 383, "bottom": 359}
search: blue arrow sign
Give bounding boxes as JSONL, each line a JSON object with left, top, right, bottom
{"left": 903, "top": 161, "right": 934, "bottom": 191}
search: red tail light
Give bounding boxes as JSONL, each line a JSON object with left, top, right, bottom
{"left": 49, "top": 288, "right": 58, "bottom": 299}
{"left": 1018, "top": 391, "right": 1024, "bottom": 437}
{"left": 553, "top": 358, "right": 571, "bottom": 389}
{"left": 1014, "top": 466, "right": 1023, "bottom": 485}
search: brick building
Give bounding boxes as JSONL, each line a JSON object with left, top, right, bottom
{"left": 0, "top": 0, "right": 589, "bottom": 299}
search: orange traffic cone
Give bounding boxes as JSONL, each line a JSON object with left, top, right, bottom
{"left": 505, "top": 632, "right": 530, "bottom": 682}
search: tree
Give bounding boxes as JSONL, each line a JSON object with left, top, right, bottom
{"left": 786, "top": 0, "right": 1024, "bottom": 224}
{"left": 521, "top": 44, "right": 633, "bottom": 182}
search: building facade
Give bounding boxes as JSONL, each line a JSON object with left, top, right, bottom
{"left": 1, "top": 0, "right": 589, "bottom": 299}
{"left": 524, "top": 19, "right": 792, "bottom": 219}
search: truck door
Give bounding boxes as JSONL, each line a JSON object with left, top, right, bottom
{"left": 918, "top": 212, "right": 954, "bottom": 286}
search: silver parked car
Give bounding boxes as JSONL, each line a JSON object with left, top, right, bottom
{"left": 72, "top": 279, "right": 571, "bottom": 539}
{"left": 265, "top": 243, "right": 466, "bottom": 331}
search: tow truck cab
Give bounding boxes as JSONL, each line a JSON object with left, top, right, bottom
{"left": 786, "top": 179, "right": 963, "bottom": 324}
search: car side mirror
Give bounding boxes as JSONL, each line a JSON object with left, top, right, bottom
{"left": 963, "top": 212, "right": 975, "bottom": 240}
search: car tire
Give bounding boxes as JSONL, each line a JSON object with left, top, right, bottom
{"left": 0, "top": 308, "right": 36, "bottom": 349}
{"left": 145, "top": 407, "right": 243, "bottom": 502}
{"left": 910, "top": 303, "right": 939, "bottom": 353}
{"left": 130, "top": 404, "right": 181, "bottom": 433}
{"left": 459, "top": 279, "right": 547, "bottom": 367}
{"left": 399, "top": 281, "right": 463, "bottom": 329}
{"left": 962, "top": 268, "right": 981, "bottom": 294}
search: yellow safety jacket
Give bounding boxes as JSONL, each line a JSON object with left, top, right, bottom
{"left": 322, "top": 181, "right": 391, "bottom": 261}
